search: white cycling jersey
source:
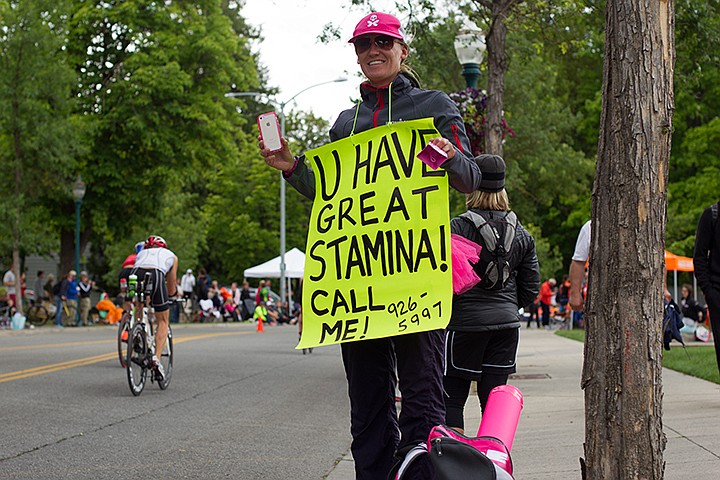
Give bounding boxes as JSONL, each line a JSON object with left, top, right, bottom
{"left": 134, "top": 247, "right": 176, "bottom": 274}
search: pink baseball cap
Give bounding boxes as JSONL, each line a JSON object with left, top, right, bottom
{"left": 348, "top": 12, "right": 407, "bottom": 43}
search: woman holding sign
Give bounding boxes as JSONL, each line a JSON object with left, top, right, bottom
{"left": 259, "top": 11, "right": 481, "bottom": 480}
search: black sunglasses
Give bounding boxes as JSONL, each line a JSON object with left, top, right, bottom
{"left": 353, "top": 35, "right": 397, "bottom": 54}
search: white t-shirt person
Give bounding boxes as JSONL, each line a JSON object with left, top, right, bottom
{"left": 569, "top": 220, "right": 591, "bottom": 310}
{"left": 572, "top": 220, "right": 592, "bottom": 262}
{"left": 3, "top": 269, "right": 16, "bottom": 295}
{"left": 181, "top": 270, "right": 196, "bottom": 293}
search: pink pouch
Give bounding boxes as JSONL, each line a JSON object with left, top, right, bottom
{"left": 417, "top": 143, "right": 449, "bottom": 170}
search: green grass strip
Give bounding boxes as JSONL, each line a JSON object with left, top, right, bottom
{"left": 555, "top": 329, "right": 720, "bottom": 385}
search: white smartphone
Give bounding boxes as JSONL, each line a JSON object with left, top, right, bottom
{"left": 257, "top": 112, "right": 282, "bottom": 152}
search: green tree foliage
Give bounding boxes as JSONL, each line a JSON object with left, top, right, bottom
{"left": 0, "top": 0, "right": 82, "bottom": 259}
{"left": 202, "top": 109, "right": 326, "bottom": 283}
{"left": 667, "top": 1, "right": 720, "bottom": 256}
{"left": 63, "top": 0, "right": 261, "bottom": 285}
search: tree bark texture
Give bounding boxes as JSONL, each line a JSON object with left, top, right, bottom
{"left": 582, "top": 1, "right": 674, "bottom": 479}
{"left": 482, "top": 0, "right": 519, "bottom": 156}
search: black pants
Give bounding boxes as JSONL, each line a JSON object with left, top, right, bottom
{"left": 703, "top": 286, "right": 720, "bottom": 376}
{"left": 342, "top": 330, "right": 445, "bottom": 480}
{"left": 541, "top": 301, "right": 551, "bottom": 326}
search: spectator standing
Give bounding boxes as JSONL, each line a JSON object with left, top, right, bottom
{"left": 33, "top": 271, "right": 45, "bottom": 302}
{"left": 54, "top": 271, "right": 70, "bottom": 327}
{"left": 693, "top": 202, "right": 720, "bottom": 375}
{"left": 258, "top": 12, "right": 482, "bottom": 480}
{"left": 261, "top": 280, "right": 271, "bottom": 303}
{"left": 181, "top": 269, "right": 196, "bottom": 300}
{"left": 557, "top": 274, "right": 570, "bottom": 312}
{"left": 526, "top": 296, "right": 540, "bottom": 328}
{"left": 3, "top": 261, "right": 18, "bottom": 307}
{"left": 255, "top": 280, "right": 265, "bottom": 306}
{"left": 539, "top": 278, "right": 557, "bottom": 328}
{"left": 65, "top": 270, "right": 79, "bottom": 326}
{"left": 239, "top": 280, "right": 252, "bottom": 320}
{"left": 196, "top": 268, "right": 210, "bottom": 301}
{"left": 443, "top": 154, "right": 540, "bottom": 433}
{"left": 43, "top": 274, "right": 55, "bottom": 302}
{"left": 240, "top": 280, "right": 251, "bottom": 301}
{"left": 78, "top": 272, "right": 94, "bottom": 326}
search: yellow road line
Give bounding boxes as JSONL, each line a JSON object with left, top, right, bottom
{"left": 0, "top": 353, "right": 117, "bottom": 383}
{"left": 0, "top": 331, "right": 251, "bottom": 383}
{"left": 0, "top": 339, "right": 114, "bottom": 351}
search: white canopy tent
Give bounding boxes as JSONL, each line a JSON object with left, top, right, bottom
{"left": 244, "top": 248, "right": 305, "bottom": 308}
{"left": 243, "top": 248, "right": 305, "bottom": 279}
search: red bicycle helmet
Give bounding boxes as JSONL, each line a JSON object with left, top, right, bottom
{"left": 144, "top": 235, "right": 167, "bottom": 249}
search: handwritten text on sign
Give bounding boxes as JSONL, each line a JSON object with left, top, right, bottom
{"left": 297, "top": 118, "right": 453, "bottom": 349}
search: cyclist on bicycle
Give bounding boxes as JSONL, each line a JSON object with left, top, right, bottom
{"left": 119, "top": 241, "right": 145, "bottom": 285}
{"left": 131, "top": 235, "right": 178, "bottom": 381}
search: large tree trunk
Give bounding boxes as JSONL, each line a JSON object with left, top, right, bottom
{"left": 481, "top": 0, "right": 518, "bottom": 156}
{"left": 582, "top": 1, "right": 674, "bottom": 479}
{"left": 59, "top": 229, "right": 76, "bottom": 278}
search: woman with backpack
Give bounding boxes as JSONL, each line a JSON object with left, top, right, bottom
{"left": 444, "top": 154, "right": 540, "bottom": 434}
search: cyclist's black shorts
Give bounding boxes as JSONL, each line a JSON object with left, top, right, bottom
{"left": 130, "top": 267, "right": 170, "bottom": 313}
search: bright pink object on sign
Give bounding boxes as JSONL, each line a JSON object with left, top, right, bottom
{"left": 417, "top": 142, "right": 449, "bottom": 170}
{"left": 477, "top": 385, "right": 524, "bottom": 451}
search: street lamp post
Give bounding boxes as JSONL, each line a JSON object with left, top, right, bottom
{"left": 454, "top": 20, "right": 486, "bottom": 89}
{"left": 226, "top": 77, "right": 347, "bottom": 305}
{"left": 72, "top": 176, "right": 86, "bottom": 321}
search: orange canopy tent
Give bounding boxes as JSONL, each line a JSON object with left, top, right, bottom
{"left": 665, "top": 250, "right": 695, "bottom": 300}
{"left": 665, "top": 250, "right": 694, "bottom": 272}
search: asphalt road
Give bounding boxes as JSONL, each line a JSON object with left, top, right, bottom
{"left": 0, "top": 323, "right": 351, "bottom": 479}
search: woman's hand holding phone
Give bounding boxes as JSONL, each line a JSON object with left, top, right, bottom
{"left": 258, "top": 135, "right": 295, "bottom": 172}
{"left": 257, "top": 111, "right": 295, "bottom": 172}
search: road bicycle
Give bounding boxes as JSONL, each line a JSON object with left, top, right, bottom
{"left": 125, "top": 272, "right": 174, "bottom": 396}
{"left": 0, "top": 304, "right": 12, "bottom": 329}
{"left": 25, "top": 301, "right": 51, "bottom": 327}
{"left": 117, "top": 310, "right": 131, "bottom": 368}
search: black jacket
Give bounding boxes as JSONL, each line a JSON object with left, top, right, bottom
{"left": 694, "top": 202, "right": 720, "bottom": 293}
{"left": 287, "top": 73, "right": 481, "bottom": 199}
{"left": 448, "top": 209, "right": 540, "bottom": 331}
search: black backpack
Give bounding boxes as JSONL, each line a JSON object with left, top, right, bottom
{"left": 460, "top": 210, "right": 518, "bottom": 290}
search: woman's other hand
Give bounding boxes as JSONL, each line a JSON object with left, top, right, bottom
{"left": 259, "top": 136, "right": 295, "bottom": 172}
{"left": 429, "top": 136, "right": 457, "bottom": 160}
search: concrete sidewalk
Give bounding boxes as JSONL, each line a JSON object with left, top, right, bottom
{"left": 326, "top": 328, "right": 720, "bottom": 479}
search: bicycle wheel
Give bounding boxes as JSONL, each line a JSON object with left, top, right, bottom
{"left": 117, "top": 313, "right": 130, "bottom": 368}
{"left": 127, "top": 323, "right": 148, "bottom": 396}
{"left": 157, "top": 326, "right": 173, "bottom": 390}
{"left": 27, "top": 305, "right": 49, "bottom": 326}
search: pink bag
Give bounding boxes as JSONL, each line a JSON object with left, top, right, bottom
{"left": 393, "top": 385, "right": 523, "bottom": 480}
{"left": 393, "top": 425, "right": 514, "bottom": 480}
